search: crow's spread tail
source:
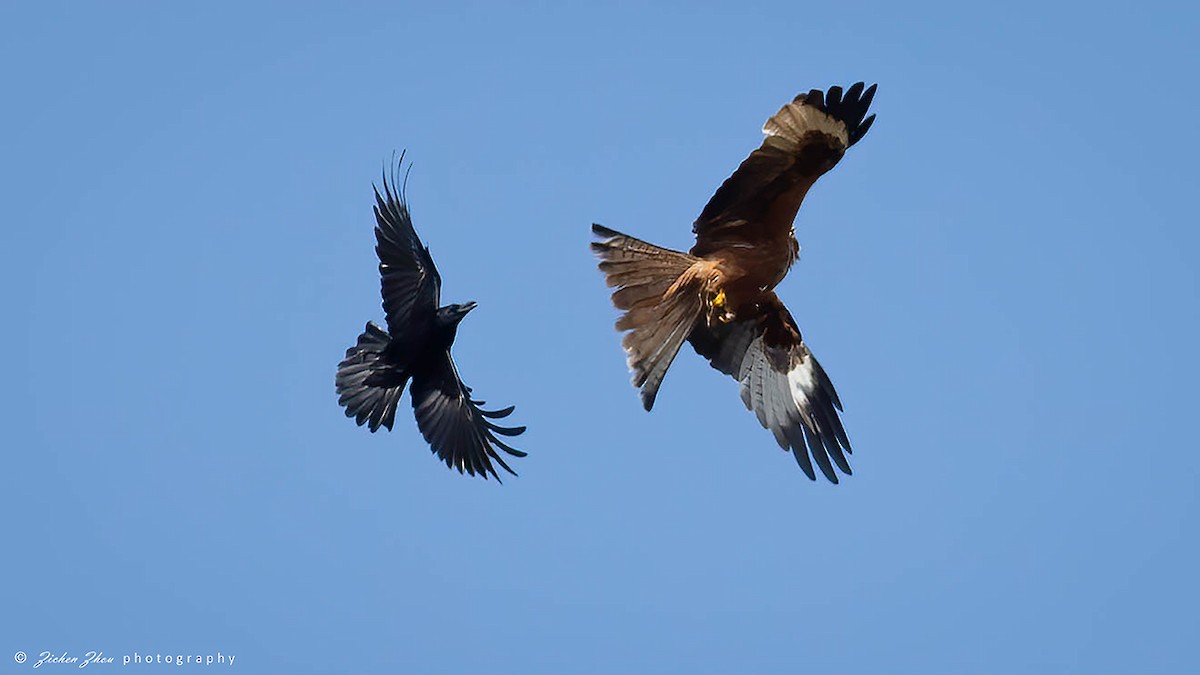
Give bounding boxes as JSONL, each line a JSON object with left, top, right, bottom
{"left": 336, "top": 322, "right": 409, "bottom": 432}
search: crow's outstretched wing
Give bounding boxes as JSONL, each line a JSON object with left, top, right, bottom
{"left": 409, "top": 351, "right": 527, "bottom": 481}
{"left": 373, "top": 159, "right": 442, "bottom": 336}
{"left": 688, "top": 295, "right": 852, "bottom": 483}
{"left": 691, "top": 83, "right": 877, "bottom": 258}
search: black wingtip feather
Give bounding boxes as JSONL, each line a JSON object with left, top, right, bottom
{"left": 810, "top": 402, "right": 852, "bottom": 476}
{"left": 784, "top": 424, "right": 818, "bottom": 481}
{"left": 851, "top": 115, "right": 876, "bottom": 145}
{"left": 479, "top": 405, "right": 516, "bottom": 419}
{"left": 844, "top": 81, "right": 864, "bottom": 103}
{"left": 861, "top": 83, "right": 878, "bottom": 108}
{"left": 807, "top": 82, "right": 878, "bottom": 147}
{"left": 486, "top": 422, "right": 525, "bottom": 437}
{"left": 488, "top": 433, "right": 527, "bottom": 458}
{"left": 805, "top": 424, "right": 840, "bottom": 484}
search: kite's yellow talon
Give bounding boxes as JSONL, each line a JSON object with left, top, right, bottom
{"left": 707, "top": 289, "right": 735, "bottom": 324}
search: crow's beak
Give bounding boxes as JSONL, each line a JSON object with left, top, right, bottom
{"left": 461, "top": 301, "right": 478, "bottom": 313}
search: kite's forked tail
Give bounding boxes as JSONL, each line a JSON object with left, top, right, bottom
{"left": 591, "top": 224, "right": 709, "bottom": 410}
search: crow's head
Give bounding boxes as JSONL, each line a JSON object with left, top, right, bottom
{"left": 438, "top": 301, "right": 477, "bottom": 325}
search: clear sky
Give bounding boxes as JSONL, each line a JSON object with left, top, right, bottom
{"left": 3, "top": 1, "right": 1197, "bottom": 673}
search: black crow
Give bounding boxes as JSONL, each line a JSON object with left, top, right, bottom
{"left": 336, "top": 158, "right": 527, "bottom": 481}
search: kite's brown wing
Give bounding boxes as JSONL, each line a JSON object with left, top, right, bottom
{"left": 688, "top": 295, "right": 852, "bottom": 483}
{"left": 409, "top": 350, "right": 527, "bottom": 482}
{"left": 691, "top": 83, "right": 876, "bottom": 258}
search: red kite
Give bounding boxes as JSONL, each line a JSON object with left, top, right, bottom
{"left": 592, "top": 83, "right": 877, "bottom": 482}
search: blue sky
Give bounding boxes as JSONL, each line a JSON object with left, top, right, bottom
{"left": 3, "top": 1, "right": 1197, "bottom": 673}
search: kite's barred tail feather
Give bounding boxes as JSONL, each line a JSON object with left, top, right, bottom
{"left": 591, "top": 224, "right": 705, "bottom": 410}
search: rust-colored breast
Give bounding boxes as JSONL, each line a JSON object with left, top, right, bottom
{"left": 707, "top": 228, "right": 799, "bottom": 314}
